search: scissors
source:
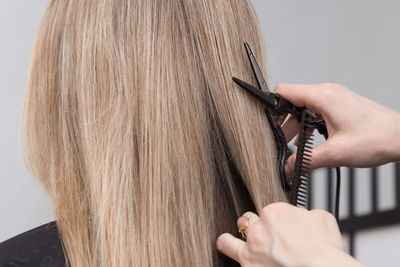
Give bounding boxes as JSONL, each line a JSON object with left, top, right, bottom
{"left": 232, "top": 42, "right": 328, "bottom": 193}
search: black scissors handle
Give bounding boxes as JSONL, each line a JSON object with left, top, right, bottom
{"left": 265, "top": 109, "right": 293, "bottom": 191}
{"left": 271, "top": 93, "right": 304, "bottom": 121}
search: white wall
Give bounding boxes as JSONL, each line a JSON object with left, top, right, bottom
{"left": 0, "top": 0, "right": 54, "bottom": 242}
{"left": 1, "top": 1, "right": 399, "bottom": 266}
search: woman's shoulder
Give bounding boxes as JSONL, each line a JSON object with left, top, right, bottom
{"left": 0, "top": 221, "right": 66, "bottom": 266}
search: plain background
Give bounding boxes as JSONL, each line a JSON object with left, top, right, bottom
{"left": 1, "top": 1, "right": 399, "bottom": 266}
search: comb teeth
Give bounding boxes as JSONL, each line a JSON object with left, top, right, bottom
{"left": 289, "top": 110, "right": 317, "bottom": 208}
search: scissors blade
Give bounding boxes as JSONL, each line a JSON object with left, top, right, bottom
{"left": 232, "top": 77, "right": 276, "bottom": 108}
{"left": 244, "top": 42, "right": 270, "bottom": 92}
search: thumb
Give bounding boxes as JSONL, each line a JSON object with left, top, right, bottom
{"left": 308, "top": 141, "right": 331, "bottom": 169}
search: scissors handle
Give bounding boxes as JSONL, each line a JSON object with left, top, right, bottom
{"left": 273, "top": 94, "right": 304, "bottom": 121}
{"left": 265, "top": 109, "right": 293, "bottom": 192}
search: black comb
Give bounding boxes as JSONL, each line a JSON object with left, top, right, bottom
{"left": 289, "top": 110, "right": 316, "bottom": 207}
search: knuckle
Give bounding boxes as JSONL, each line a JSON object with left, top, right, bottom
{"left": 321, "top": 84, "right": 337, "bottom": 97}
{"left": 238, "top": 211, "right": 258, "bottom": 229}
{"left": 320, "top": 82, "right": 336, "bottom": 88}
{"left": 320, "top": 83, "right": 347, "bottom": 98}
{"left": 260, "top": 202, "right": 289, "bottom": 220}
{"left": 261, "top": 204, "right": 276, "bottom": 220}
{"left": 242, "top": 211, "right": 255, "bottom": 218}
{"left": 274, "top": 84, "right": 285, "bottom": 93}
{"left": 269, "top": 242, "right": 285, "bottom": 264}
{"left": 311, "top": 209, "right": 336, "bottom": 224}
{"left": 238, "top": 246, "right": 251, "bottom": 263}
{"left": 314, "top": 83, "right": 347, "bottom": 111}
{"left": 309, "top": 208, "right": 325, "bottom": 216}
{"left": 246, "top": 223, "right": 265, "bottom": 245}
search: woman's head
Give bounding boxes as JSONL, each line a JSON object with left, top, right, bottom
{"left": 21, "top": 0, "right": 286, "bottom": 266}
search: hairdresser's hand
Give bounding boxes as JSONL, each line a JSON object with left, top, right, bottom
{"left": 275, "top": 83, "right": 400, "bottom": 175}
{"left": 217, "top": 202, "right": 365, "bottom": 267}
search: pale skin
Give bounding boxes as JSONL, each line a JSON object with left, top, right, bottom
{"left": 217, "top": 83, "right": 400, "bottom": 266}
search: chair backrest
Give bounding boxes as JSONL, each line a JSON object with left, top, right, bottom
{"left": 308, "top": 162, "right": 400, "bottom": 256}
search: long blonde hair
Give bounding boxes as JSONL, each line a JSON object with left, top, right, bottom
{"left": 21, "top": 0, "right": 286, "bottom": 266}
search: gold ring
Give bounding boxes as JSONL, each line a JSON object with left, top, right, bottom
{"left": 238, "top": 214, "right": 251, "bottom": 240}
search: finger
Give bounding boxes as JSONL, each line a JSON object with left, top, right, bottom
{"left": 237, "top": 211, "right": 259, "bottom": 239}
{"left": 281, "top": 115, "right": 300, "bottom": 142}
{"left": 284, "top": 154, "right": 295, "bottom": 178}
{"left": 286, "top": 129, "right": 319, "bottom": 177}
{"left": 274, "top": 84, "right": 324, "bottom": 113}
{"left": 216, "top": 233, "right": 246, "bottom": 263}
{"left": 285, "top": 141, "right": 334, "bottom": 176}
{"left": 309, "top": 140, "right": 338, "bottom": 169}
{"left": 294, "top": 134, "right": 299, "bottom": 147}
